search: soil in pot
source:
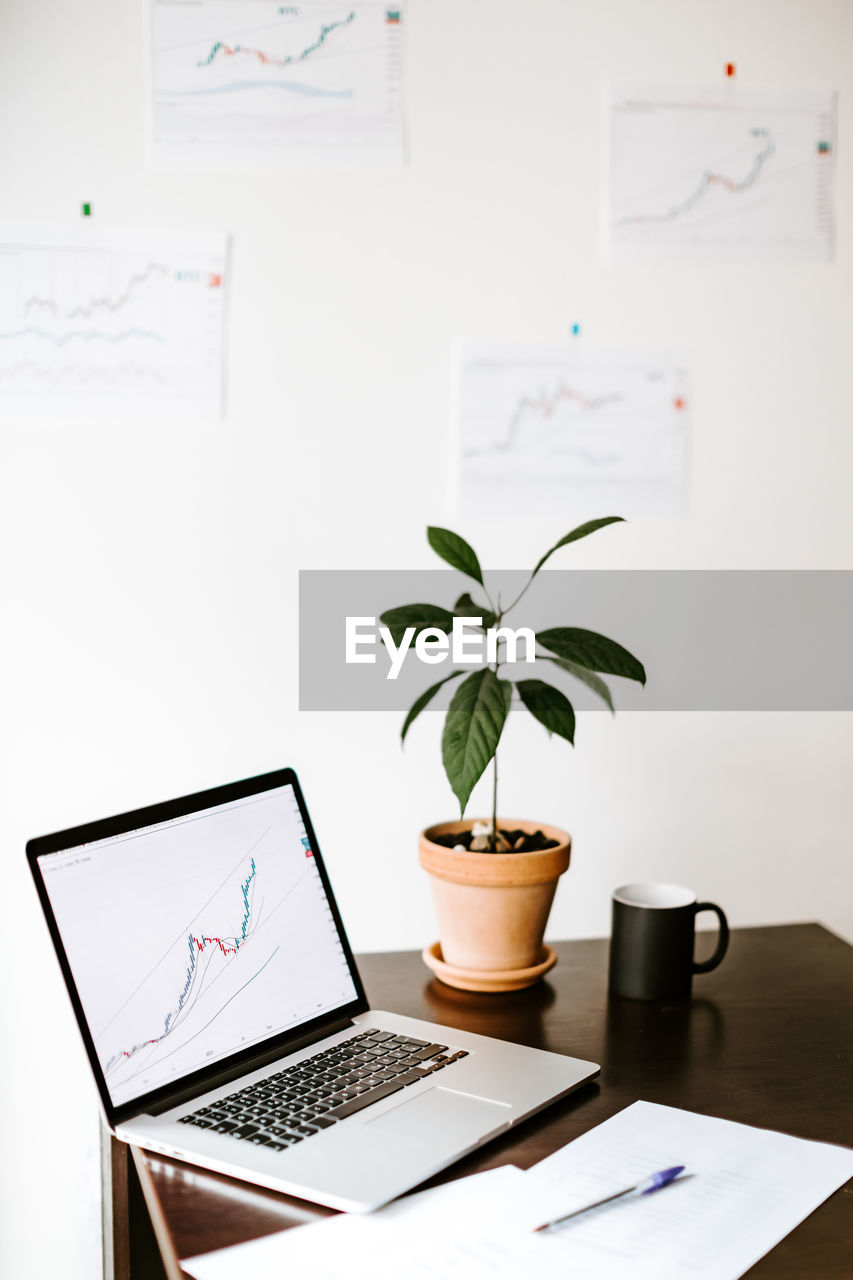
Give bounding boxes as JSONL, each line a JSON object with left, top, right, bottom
{"left": 429, "top": 827, "right": 560, "bottom": 853}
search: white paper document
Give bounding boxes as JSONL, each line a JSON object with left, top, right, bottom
{"left": 0, "top": 226, "right": 227, "bottom": 419}
{"left": 147, "top": 0, "right": 405, "bottom": 168}
{"left": 182, "top": 1103, "right": 853, "bottom": 1280}
{"left": 607, "top": 84, "right": 836, "bottom": 260}
{"left": 454, "top": 342, "right": 689, "bottom": 522}
{"left": 523, "top": 1102, "right": 853, "bottom": 1279}
{"left": 182, "top": 1167, "right": 548, "bottom": 1279}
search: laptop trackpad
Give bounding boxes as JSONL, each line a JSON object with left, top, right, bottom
{"left": 365, "top": 1086, "right": 510, "bottom": 1142}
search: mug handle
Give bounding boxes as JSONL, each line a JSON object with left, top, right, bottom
{"left": 692, "top": 902, "right": 730, "bottom": 974}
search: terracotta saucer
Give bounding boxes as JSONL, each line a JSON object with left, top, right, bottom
{"left": 422, "top": 941, "right": 557, "bottom": 992}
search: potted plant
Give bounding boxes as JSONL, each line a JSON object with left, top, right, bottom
{"left": 380, "top": 517, "right": 645, "bottom": 992}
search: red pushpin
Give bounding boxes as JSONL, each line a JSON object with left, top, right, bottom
{"left": 725, "top": 62, "right": 736, "bottom": 78}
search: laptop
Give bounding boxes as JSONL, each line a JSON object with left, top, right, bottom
{"left": 27, "top": 767, "right": 599, "bottom": 1213}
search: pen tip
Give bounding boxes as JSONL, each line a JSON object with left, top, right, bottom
{"left": 641, "top": 1166, "right": 687, "bottom": 1194}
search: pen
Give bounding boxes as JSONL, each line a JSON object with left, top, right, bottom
{"left": 532, "top": 1165, "right": 687, "bottom": 1232}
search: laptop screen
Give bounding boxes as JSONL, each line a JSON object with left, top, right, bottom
{"left": 34, "top": 777, "right": 361, "bottom": 1111}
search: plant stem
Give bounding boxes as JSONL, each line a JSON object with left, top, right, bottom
{"left": 502, "top": 569, "right": 535, "bottom": 616}
{"left": 482, "top": 582, "right": 498, "bottom": 616}
{"left": 490, "top": 618, "right": 501, "bottom": 853}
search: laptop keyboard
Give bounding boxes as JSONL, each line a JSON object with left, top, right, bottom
{"left": 178, "top": 1028, "right": 468, "bottom": 1152}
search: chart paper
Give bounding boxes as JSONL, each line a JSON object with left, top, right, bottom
{"left": 0, "top": 226, "right": 227, "bottom": 420}
{"left": 606, "top": 85, "right": 836, "bottom": 260}
{"left": 454, "top": 342, "right": 689, "bottom": 521}
{"left": 148, "top": 0, "right": 405, "bottom": 167}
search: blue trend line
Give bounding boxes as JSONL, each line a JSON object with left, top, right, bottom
{"left": 0, "top": 326, "right": 166, "bottom": 347}
{"left": 172, "top": 80, "right": 353, "bottom": 99}
{"left": 199, "top": 945, "right": 281, "bottom": 1032}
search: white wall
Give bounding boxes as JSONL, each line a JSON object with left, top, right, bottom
{"left": 2, "top": 1, "right": 852, "bottom": 1276}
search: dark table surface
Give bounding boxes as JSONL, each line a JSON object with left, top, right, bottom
{"left": 123, "top": 924, "right": 853, "bottom": 1279}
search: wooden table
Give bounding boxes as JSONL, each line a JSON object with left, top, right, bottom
{"left": 106, "top": 924, "right": 853, "bottom": 1279}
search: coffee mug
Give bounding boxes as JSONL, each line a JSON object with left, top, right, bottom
{"left": 609, "top": 882, "right": 729, "bottom": 1001}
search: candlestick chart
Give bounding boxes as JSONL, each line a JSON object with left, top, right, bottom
{"left": 102, "top": 857, "right": 263, "bottom": 1080}
{"left": 456, "top": 344, "right": 689, "bottom": 521}
{"left": 607, "top": 85, "right": 835, "bottom": 260}
{"left": 39, "top": 784, "right": 358, "bottom": 1107}
{"left": 149, "top": 0, "right": 404, "bottom": 165}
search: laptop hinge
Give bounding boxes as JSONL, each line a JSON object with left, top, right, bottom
{"left": 145, "top": 1017, "right": 356, "bottom": 1116}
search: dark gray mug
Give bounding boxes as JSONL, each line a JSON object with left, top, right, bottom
{"left": 609, "top": 882, "right": 729, "bottom": 1001}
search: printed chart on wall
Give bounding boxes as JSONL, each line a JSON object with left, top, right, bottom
{"left": 606, "top": 85, "right": 836, "bottom": 260}
{"left": 454, "top": 343, "right": 689, "bottom": 521}
{"left": 148, "top": 0, "right": 404, "bottom": 166}
{"left": 0, "top": 227, "right": 227, "bottom": 419}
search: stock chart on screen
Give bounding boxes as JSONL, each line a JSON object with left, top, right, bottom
{"left": 40, "top": 785, "right": 357, "bottom": 1106}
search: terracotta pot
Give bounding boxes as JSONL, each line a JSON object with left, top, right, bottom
{"left": 419, "top": 818, "right": 571, "bottom": 976}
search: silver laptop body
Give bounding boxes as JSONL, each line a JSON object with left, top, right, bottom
{"left": 28, "top": 768, "right": 599, "bottom": 1213}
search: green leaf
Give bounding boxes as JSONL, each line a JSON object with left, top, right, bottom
{"left": 441, "top": 669, "right": 511, "bottom": 815}
{"left": 541, "top": 656, "right": 615, "bottom": 713}
{"left": 427, "top": 527, "right": 483, "bottom": 585}
{"left": 538, "top": 627, "right": 646, "bottom": 684}
{"left": 516, "top": 680, "right": 576, "bottom": 743}
{"left": 532, "top": 517, "right": 625, "bottom": 577}
{"left": 379, "top": 603, "right": 454, "bottom": 647}
{"left": 400, "top": 671, "right": 464, "bottom": 743}
{"left": 454, "top": 593, "right": 496, "bottom": 629}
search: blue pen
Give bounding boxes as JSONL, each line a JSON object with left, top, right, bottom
{"left": 532, "top": 1166, "right": 686, "bottom": 1232}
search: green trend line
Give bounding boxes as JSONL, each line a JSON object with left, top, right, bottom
{"left": 198, "top": 12, "right": 356, "bottom": 70}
